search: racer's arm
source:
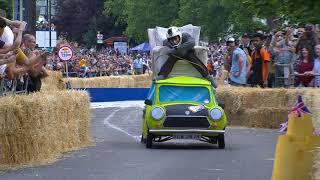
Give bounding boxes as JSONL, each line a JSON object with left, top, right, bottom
{"left": 177, "top": 33, "right": 195, "bottom": 51}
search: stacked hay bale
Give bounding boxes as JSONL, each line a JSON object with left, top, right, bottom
{"left": 41, "top": 71, "right": 66, "bottom": 92}
{"left": 65, "top": 74, "right": 152, "bottom": 88}
{"left": 0, "top": 90, "right": 91, "bottom": 167}
{"left": 216, "top": 86, "right": 320, "bottom": 129}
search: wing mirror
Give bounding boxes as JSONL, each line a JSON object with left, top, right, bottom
{"left": 219, "top": 103, "right": 225, "bottom": 109}
{"left": 144, "top": 99, "right": 153, "bottom": 106}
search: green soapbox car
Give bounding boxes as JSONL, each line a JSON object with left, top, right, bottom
{"left": 141, "top": 76, "right": 227, "bottom": 149}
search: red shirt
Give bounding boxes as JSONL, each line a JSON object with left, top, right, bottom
{"left": 297, "top": 60, "right": 314, "bottom": 86}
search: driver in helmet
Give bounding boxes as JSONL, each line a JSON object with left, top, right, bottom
{"left": 157, "top": 26, "right": 217, "bottom": 88}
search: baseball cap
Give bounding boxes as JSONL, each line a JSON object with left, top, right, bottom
{"left": 227, "top": 37, "right": 235, "bottom": 42}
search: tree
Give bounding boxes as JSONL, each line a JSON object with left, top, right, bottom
{"left": 103, "top": 0, "right": 320, "bottom": 42}
{"left": 24, "top": 0, "right": 37, "bottom": 33}
{"left": 243, "top": 0, "right": 320, "bottom": 26}
{"left": 0, "top": 0, "right": 14, "bottom": 19}
{"left": 55, "top": 0, "right": 125, "bottom": 45}
{"left": 105, "top": 0, "right": 179, "bottom": 42}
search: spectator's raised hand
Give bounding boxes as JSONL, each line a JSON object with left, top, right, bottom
{"left": 19, "top": 21, "right": 27, "bottom": 31}
{"left": 40, "top": 51, "right": 51, "bottom": 62}
{"left": 6, "top": 55, "right": 16, "bottom": 64}
{"left": 287, "top": 27, "right": 294, "bottom": 35}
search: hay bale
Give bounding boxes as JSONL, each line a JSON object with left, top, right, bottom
{"left": 65, "top": 74, "right": 152, "bottom": 88}
{"left": 41, "top": 71, "right": 66, "bottom": 92}
{"left": 216, "top": 87, "right": 320, "bottom": 129}
{"left": 225, "top": 107, "right": 290, "bottom": 128}
{"left": 0, "top": 90, "right": 92, "bottom": 167}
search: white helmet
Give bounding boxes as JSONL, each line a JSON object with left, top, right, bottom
{"left": 227, "top": 37, "right": 235, "bottom": 42}
{"left": 167, "top": 26, "right": 182, "bottom": 47}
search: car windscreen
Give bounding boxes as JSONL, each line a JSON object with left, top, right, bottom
{"left": 159, "top": 85, "right": 210, "bottom": 104}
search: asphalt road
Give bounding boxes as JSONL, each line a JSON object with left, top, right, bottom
{"left": 0, "top": 102, "right": 280, "bottom": 180}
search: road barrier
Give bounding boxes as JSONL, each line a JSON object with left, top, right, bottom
{"left": 272, "top": 113, "right": 320, "bottom": 180}
{"left": 0, "top": 90, "right": 92, "bottom": 168}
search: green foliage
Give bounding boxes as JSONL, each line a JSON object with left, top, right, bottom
{"left": 243, "top": 0, "right": 320, "bottom": 25}
{"left": 105, "top": 0, "right": 179, "bottom": 42}
{"left": 83, "top": 17, "right": 98, "bottom": 47}
{"left": 56, "top": 0, "right": 125, "bottom": 45}
{"left": 103, "top": 0, "right": 320, "bottom": 42}
{"left": 176, "top": 0, "right": 232, "bottom": 40}
{"left": 0, "top": 0, "right": 13, "bottom": 19}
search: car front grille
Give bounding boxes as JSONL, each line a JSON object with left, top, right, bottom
{"left": 163, "top": 116, "right": 210, "bottom": 128}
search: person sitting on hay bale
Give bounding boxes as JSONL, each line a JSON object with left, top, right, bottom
{"left": 0, "top": 17, "right": 50, "bottom": 80}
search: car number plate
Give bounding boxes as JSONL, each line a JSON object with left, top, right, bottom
{"left": 173, "top": 134, "right": 201, "bottom": 140}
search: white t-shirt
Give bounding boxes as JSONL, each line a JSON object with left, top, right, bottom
{"left": 0, "top": 26, "right": 14, "bottom": 76}
{"left": 0, "top": 26, "right": 14, "bottom": 46}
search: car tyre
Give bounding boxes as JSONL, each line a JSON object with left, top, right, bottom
{"left": 146, "top": 133, "right": 153, "bottom": 149}
{"left": 140, "top": 133, "right": 146, "bottom": 144}
{"left": 209, "top": 136, "right": 217, "bottom": 144}
{"left": 217, "top": 134, "right": 225, "bottom": 149}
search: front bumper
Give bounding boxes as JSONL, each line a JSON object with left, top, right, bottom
{"left": 149, "top": 129, "right": 225, "bottom": 134}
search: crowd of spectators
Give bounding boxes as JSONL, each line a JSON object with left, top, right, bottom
{"left": 0, "top": 16, "right": 50, "bottom": 95}
{"left": 47, "top": 42, "right": 151, "bottom": 78}
{"left": 221, "top": 23, "right": 320, "bottom": 88}
{"left": 1, "top": 11, "right": 319, "bottom": 97}
{"left": 207, "top": 44, "right": 227, "bottom": 79}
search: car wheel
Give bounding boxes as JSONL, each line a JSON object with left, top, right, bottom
{"left": 140, "top": 133, "right": 147, "bottom": 144}
{"left": 146, "top": 133, "right": 153, "bottom": 149}
{"left": 217, "top": 134, "right": 225, "bottom": 149}
{"left": 209, "top": 136, "right": 217, "bottom": 144}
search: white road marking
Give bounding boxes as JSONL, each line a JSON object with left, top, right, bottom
{"left": 207, "top": 169, "right": 223, "bottom": 171}
{"left": 91, "top": 101, "right": 144, "bottom": 109}
{"left": 103, "top": 108, "right": 141, "bottom": 141}
{"left": 264, "top": 158, "right": 274, "bottom": 161}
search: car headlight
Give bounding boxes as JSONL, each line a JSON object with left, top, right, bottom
{"left": 151, "top": 106, "right": 165, "bottom": 120}
{"left": 209, "top": 108, "right": 223, "bottom": 121}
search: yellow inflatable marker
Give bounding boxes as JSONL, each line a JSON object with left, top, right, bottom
{"left": 272, "top": 96, "right": 320, "bottom": 180}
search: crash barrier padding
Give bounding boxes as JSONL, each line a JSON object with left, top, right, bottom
{"left": 84, "top": 88, "right": 150, "bottom": 102}
{"left": 61, "top": 72, "right": 320, "bottom": 129}
{"left": 41, "top": 71, "right": 66, "bottom": 92}
{"left": 65, "top": 74, "right": 153, "bottom": 88}
{"left": 216, "top": 87, "right": 320, "bottom": 129}
{"left": 0, "top": 90, "right": 92, "bottom": 168}
{"left": 272, "top": 114, "right": 320, "bottom": 180}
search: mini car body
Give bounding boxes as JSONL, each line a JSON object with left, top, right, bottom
{"left": 141, "top": 76, "right": 227, "bottom": 149}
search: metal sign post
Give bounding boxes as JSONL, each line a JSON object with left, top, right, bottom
{"left": 65, "top": 61, "right": 69, "bottom": 78}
